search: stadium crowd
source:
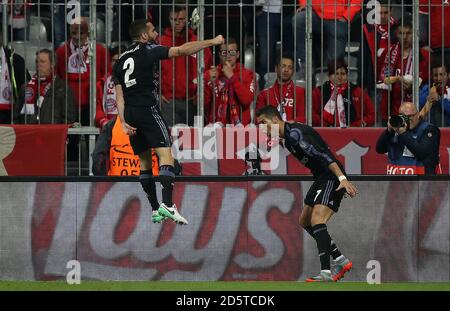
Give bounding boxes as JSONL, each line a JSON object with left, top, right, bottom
{"left": 0, "top": 0, "right": 447, "bottom": 175}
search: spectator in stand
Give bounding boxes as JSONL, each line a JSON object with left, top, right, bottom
{"left": 376, "top": 101, "right": 441, "bottom": 175}
{"left": 312, "top": 59, "right": 375, "bottom": 127}
{"left": 95, "top": 45, "right": 124, "bottom": 130}
{"left": 292, "top": 0, "right": 362, "bottom": 69}
{"left": 15, "top": 49, "right": 75, "bottom": 124}
{"left": 419, "top": 58, "right": 450, "bottom": 127}
{"left": 56, "top": 16, "right": 110, "bottom": 126}
{"left": 6, "top": 1, "right": 31, "bottom": 41}
{"left": 53, "top": 0, "right": 90, "bottom": 49}
{"left": 0, "top": 30, "right": 30, "bottom": 124}
{"left": 92, "top": 116, "right": 155, "bottom": 177}
{"left": 419, "top": 0, "right": 450, "bottom": 57}
{"left": 255, "top": 0, "right": 296, "bottom": 90}
{"left": 360, "top": 0, "right": 397, "bottom": 125}
{"left": 92, "top": 116, "right": 182, "bottom": 177}
{"left": 204, "top": 38, "right": 255, "bottom": 126}
{"left": 380, "top": 17, "right": 430, "bottom": 125}
{"left": 160, "top": 4, "right": 213, "bottom": 126}
{"left": 256, "top": 53, "right": 305, "bottom": 122}
{"left": 113, "top": 0, "right": 154, "bottom": 44}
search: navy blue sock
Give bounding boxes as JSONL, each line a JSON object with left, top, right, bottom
{"left": 305, "top": 225, "right": 342, "bottom": 260}
{"left": 312, "top": 224, "right": 332, "bottom": 270}
{"left": 330, "top": 240, "right": 342, "bottom": 260}
{"left": 139, "top": 169, "right": 159, "bottom": 211}
{"left": 159, "top": 165, "right": 175, "bottom": 206}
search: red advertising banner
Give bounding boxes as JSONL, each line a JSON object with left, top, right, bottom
{"left": 1, "top": 125, "right": 448, "bottom": 176}
{"left": 30, "top": 181, "right": 303, "bottom": 281}
{"left": 0, "top": 125, "right": 68, "bottom": 176}
{"left": 1, "top": 180, "right": 446, "bottom": 281}
{"left": 175, "top": 127, "right": 450, "bottom": 175}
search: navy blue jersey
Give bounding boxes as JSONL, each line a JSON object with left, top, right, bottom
{"left": 283, "top": 122, "right": 345, "bottom": 178}
{"left": 113, "top": 42, "right": 169, "bottom": 107}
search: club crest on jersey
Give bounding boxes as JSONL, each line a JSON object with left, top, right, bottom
{"left": 300, "top": 156, "right": 309, "bottom": 164}
{"left": 146, "top": 43, "right": 160, "bottom": 50}
{"left": 2, "top": 86, "right": 11, "bottom": 100}
{"left": 25, "top": 87, "right": 34, "bottom": 101}
{"left": 299, "top": 141, "right": 308, "bottom": 149}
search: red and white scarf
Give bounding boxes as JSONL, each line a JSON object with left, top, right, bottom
{"left": 102, "top": 75, "right": 118, "bottom": 116}
{"left": 273, "top": 80, "right": 294, "bottom": 121}
{"left": 8, "top": 2, "right": 28, "bottom": 29}
{"left": 216, "top": 73, "right": 241, "bottom": 125}
{"left": 21, "top": 74, "right": 53, "bottom": 115}
{"left": 376, "top": 17, "right": 396, "bottom": 56}
{"left": 67, "top": 39, "right": 89, "bottom": 74}
{"left": 380, "top": 42, "right": 405, "bottom": 82}
{"left": 0, "top": 48, "right": 12, "bottom": 108}
{"left": 436, "top": 82, "right": 450, "bottom": 98}
{"left": 323, "top": 82, "right": 348, "bottom": 128}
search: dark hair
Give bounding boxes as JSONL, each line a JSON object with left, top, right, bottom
{"left": 36, "top": 48, "right": 56, "bottom": 65}
{"left": 170, "top": 5, "right": 187, "bottom": 15}
{"left": 327, "top": 58, "right": 348, "bottom": 75}
{"left": 129, "top": 19, "right": 150, "bottom": 41}
{"left": 431, "top": 57, "right": 448, "bottom": 72}
{"left": 395, "top": 17, "right": 413, "bottom": 31}
{"left": 256, "top": 105, "right": 282, "bottom": 120}
{"left": 220, "top": 37, "right": 239, "bottom": 51}
{"left": 275, "top": 53, "right": 295, "bottom": 68}
{"left": 110, "top": 45, "right": 126, "bottom": 57}
{"left": 378, "top": 0, "right": 392, "bottom": 8}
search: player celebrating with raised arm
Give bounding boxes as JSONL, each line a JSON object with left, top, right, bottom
{"left": 113, "top": 19, "right": 224, "bottom": 225}
{"left": 256, "top": 106, "right": 358, "bottom": 282}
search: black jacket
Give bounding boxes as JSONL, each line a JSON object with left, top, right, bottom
{"left": 376, "top": 121, "right": 440, "bottom": 174}
{"left": 4, "top": 47, "right": 30, "bottom": 103}
{"left": 15, "top": 76, "right": 76, "bottom": 124}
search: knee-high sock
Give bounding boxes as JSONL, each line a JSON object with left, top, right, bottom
{"left": 159, "top": 165, "right": 175, "bottom": 207}
{"left": 312, "top": 224, "right": 332, "bottom": 271}
{"left": 139, "top": 169, "right": 159, "bottom": 211}
{"left": 304, "top": 225, "right": 342, "bottom": 260}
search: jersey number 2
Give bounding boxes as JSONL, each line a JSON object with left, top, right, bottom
{"left": 124, "top": 58, "right": 136, "bottom": 88}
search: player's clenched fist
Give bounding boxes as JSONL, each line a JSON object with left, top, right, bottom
{"left": 212, "top": 35, "right": 225, "bottom": 46}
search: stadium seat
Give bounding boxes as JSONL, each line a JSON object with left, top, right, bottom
{"left": 244, "top": 47, "right": 255, "bottom": 72}
{"left": 345, "top": 42, "right": 360, "bottom": 54}
{"left": 263, "top": 72, "right": 277, "bottom": 89}
{"left": 348, "top": 68, "right": 358, "bottom": 85}
{"left": 10, "top": 41, "right": 53, "bottom": 76}
{"left": 96, "top": 16, "right": 106, "bottom": 43}
{"left": 294, "top": 80, "right": 306, "bottom": 88}
{"left": 314, "top": 68, "right": 328, "bottom": 87}
{"left": 29, "top": 16, "right": 49, "bottom": 42}
{"left": 344, "top": 55, "right": 358, "bottom": 68}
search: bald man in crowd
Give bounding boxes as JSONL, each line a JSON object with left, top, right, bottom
{"left": 56, "top": 17, "right": 110, "bottom": 126}
{"left": 376, "top": 102, "right": 441, "bottom": 175}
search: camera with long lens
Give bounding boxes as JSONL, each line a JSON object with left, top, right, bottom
{"left": 245, "top": 147, "right": 264, "bottom": 175}
{"left": 389, "top": 115, "right": 409, "bottom": 128}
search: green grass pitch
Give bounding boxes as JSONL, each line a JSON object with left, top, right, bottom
{"left": 1, "top": 281, "right": 450, "bottom": 291}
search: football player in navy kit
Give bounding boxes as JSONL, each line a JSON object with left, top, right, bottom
{"left": 113, "top": 19, "right": 224, "bottom": 225}
{"left": 256, "top": 105, "right": 358, "bottom": 282}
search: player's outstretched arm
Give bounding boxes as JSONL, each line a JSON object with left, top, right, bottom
{"left": 329, "top": 162, "right": 358, "bottom": 198}
{"left": 168, "top": 35, "right": 224, "bottom": 58}
{"left": 115, "top": 84, "right": 137, "bottom": 136}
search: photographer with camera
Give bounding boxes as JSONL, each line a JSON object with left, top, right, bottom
{"left": 376, "top": 102, "right": 441, "bottom": 175}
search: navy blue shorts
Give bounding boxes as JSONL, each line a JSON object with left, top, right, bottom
{"left": 304, "top": 175, "right": 346, "bottom": 212}
{"left": 124, "top": 105, "right": 172, "bottom": 155}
